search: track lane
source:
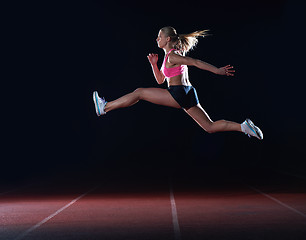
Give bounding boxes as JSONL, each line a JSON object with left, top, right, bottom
{"left": 172, "top": 169, "right": 306, "bottom": 240}
{"left": 0, "top": 178, "right": 98, "bottom": 240}
{"left": 24, "top": 187, "right": 174, "bottom": 240}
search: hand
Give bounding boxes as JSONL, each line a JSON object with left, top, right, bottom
{"left": 216, "top": 65, "right": 235, "bottom": 76}
{"left": 147, "top": 53, "right": 158, "bottom": 65}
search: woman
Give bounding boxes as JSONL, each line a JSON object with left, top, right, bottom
{"left": 93, "top": 26, "right": 263, "bottom": 140}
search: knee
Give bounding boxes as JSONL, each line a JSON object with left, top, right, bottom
{"left": 133, "top": 88, "right": 145, "bottom": 99}
{"left": 205, "top": 122, "right": 215, "bottom": 134}
{"left": 206, "top": 128, "right": 215, "bottom": 134}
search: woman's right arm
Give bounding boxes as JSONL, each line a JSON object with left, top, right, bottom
{"left": 147, "top": 53, "right": 166, "bottom": 84}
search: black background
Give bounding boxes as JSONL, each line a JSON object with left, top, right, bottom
{"left": 3, "top": 0, "right": 306, "bottom": 182}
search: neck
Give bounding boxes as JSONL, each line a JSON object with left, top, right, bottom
{"left": 164, "top": 48, "right": 174, "bottom": 55}
{"left": 163, "top": 44, "right": 175, "bottom": 54}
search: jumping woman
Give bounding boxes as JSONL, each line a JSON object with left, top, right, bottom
{"left": 93, "top": 26, "right": 263, "bottom": 140}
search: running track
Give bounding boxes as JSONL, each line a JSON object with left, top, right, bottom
{"left": 1, "top": 168, "right": 306, "bottom": 240}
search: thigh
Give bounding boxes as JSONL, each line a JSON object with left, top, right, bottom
{"left": 139, "top": 88, "right": 181, "bottom": 108}
{"left": 184, "top": 103, "right": 213, "bottom": 128}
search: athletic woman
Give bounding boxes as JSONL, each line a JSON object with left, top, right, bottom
{"left": 93, "top": 26, "right": 263, "bottom": 140}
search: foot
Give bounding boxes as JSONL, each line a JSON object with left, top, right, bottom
{"left": 93, "top": 91, "right": 107, "bottom": 116}
{"left": 241, "top": 119, "right": 263, "bottom": 140}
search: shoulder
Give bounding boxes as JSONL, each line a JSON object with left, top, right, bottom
{"left": 168, "top": 51, "right": 183, "bottom": 62}
{"left": 168, "top": 52, "right": 196, "bottom": 66}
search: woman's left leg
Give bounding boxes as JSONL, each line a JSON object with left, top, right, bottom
{"left": 184, "top": 104, "right": 242, "bottom": 133}
{"left": 104, "top": 88, "right": 181, "bottom": 113}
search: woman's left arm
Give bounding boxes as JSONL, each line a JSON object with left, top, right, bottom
{"left": 169, "top": 54, "right": 235, "bottom": 76}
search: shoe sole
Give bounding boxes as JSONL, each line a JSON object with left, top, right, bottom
{"left": 93, "top": 91, "right": 101, "bottom": 116}
{"left": 246, "top": 119, "right": 263, "bottom": 140}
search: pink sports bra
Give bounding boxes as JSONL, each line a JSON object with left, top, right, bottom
{"left": 161, "top": 49, "right": 187, "bottom": 78}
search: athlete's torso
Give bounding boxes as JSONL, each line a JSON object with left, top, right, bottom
{"left": 161, "top": 49, "right": 191, "bottom": 87}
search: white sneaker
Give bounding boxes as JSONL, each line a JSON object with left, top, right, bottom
{"left": 93, "top": 91, "right": 107, "bottom": 116}
{"left": 241, "top": 119, "right": 263, "bottom": 140}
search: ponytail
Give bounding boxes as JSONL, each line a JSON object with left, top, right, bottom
{"left": 160, "top": 26, "right": 210, "bottom": 55}
{"left": 178, "top": 30, "right": 209, "bottom": 54}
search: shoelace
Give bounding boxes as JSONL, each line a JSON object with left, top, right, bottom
{"left": 98, "top": 97, "right": 107, "bottom": 114}
{"left": 98, "top": 97, "right": 105, "bottom": 104}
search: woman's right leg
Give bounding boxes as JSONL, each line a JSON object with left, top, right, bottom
{"left": 184, "top": 103, "right": 242, "bottom": 133}
{"left": 104, "top": 88, "right": 181, "bottom": 113}
{"left": 185, "top": 103, "right": 263, "bottom": 139}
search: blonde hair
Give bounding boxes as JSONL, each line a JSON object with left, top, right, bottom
{"left": 160, "top": 26, "right": 209, "bottom": 54}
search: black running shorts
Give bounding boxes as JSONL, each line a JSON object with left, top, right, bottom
{"left": 167, "top": 85, "right": 199, "bottom": 109}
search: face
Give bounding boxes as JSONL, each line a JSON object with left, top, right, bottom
{"left": 156, "top": 30, "right": 168, "bottom": 49}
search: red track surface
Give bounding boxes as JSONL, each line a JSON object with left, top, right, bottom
{"left": 1, "top": 170, "right": 306, "bottom": 240}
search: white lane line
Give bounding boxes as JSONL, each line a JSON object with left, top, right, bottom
{"left": 169, "top": 180, "right": 181, "bottom": 240}
{"left": 247, "top": 184, "right": 306, "bottom": 219}
{"left": 13, "top": 186, "right": 98, "bottom": 240}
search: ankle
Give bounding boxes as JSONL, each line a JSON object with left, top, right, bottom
{"left": 104, "top": 102, "right": 109, "bottom": 113}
